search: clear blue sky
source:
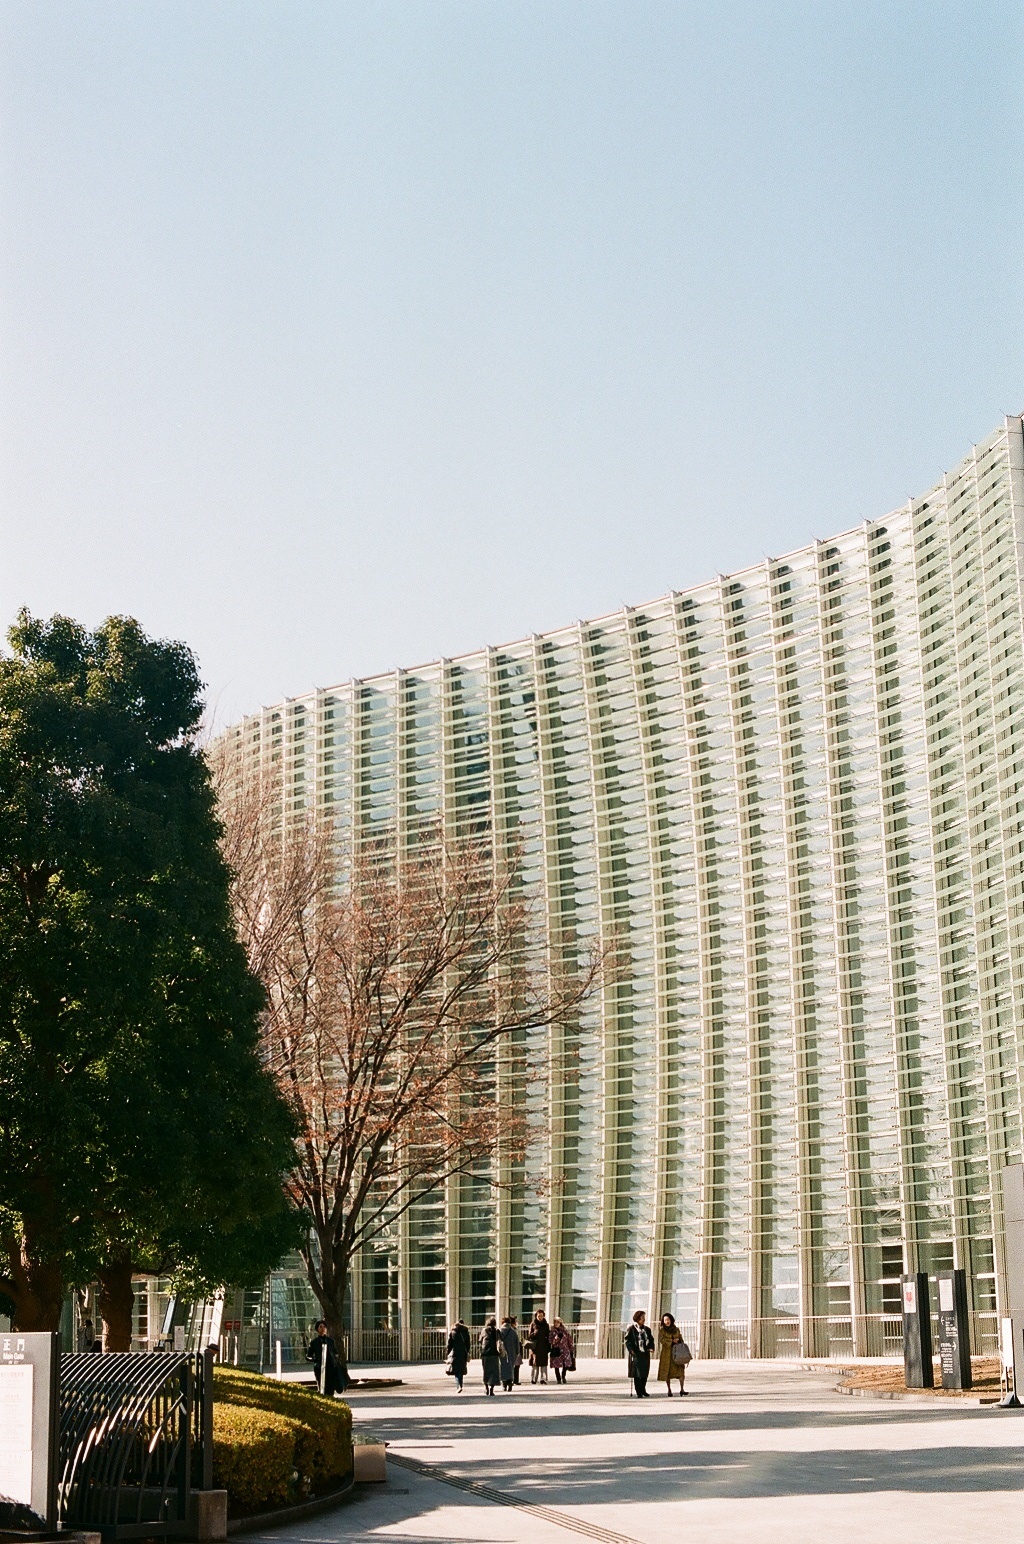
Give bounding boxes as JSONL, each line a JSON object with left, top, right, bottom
{"left": 1, "top": 1, "right": 1021, "bottom": 726}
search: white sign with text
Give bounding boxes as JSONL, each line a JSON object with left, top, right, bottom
{"left": 0, "top": 1362, "right": 34, "bottom": 1505}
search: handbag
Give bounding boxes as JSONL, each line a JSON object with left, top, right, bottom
{"left": 444, "top": 1352, "right": 455, "bottom": 1375}
{"left": 671, "top": 1339, "right": 691, "bottom": 1367}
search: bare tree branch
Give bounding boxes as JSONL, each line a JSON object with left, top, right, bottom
{"left": 213, "top": 760, "right": 605, "bottom": 1338}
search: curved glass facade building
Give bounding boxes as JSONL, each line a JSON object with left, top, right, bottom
{"left": 219, "top": 417, "right": 1024, "bottom": 1358}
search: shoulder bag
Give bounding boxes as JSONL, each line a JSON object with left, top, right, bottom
{"left": 671, "top": 1339, "right": 692, "bottom": 1366}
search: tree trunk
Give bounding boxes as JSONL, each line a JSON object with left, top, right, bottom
{"left": 303, "top": 1236, "right": 350, "bottom": 1369}
{"left": 1, "top": 1232, "right": 65, "bottom": 1331}
{"left": 323, "top": 1282, "right": 348, "bottom": 1348}
{"left": 98, "top": 1250, "right": 135, "bottom": 1352}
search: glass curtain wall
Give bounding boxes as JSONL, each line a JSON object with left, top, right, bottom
{"left": 216, "top": 417, "right": 1024, "bottom": 1357}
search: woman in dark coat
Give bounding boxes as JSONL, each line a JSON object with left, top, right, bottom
{"left": 657, "top": 1311, "right": 691, "bottom": 1396}
{"left": 479, "top": 1317, "right": 502, "bottom": 1395}
{"left": 510, "top": 1316, "right": 523, "bottom": 1384}
{"left": 526, "top": 1309, "right": 551, "bottom": 1384}
{"left": 624, "top": 1309, "right": 655, "bottom": 1398}
{"left": 497, "top": 1317, "right": 521, "bottom": 1392}
{"left": 446, "top": 1318, "right": 471, "bottom": 1392}
{"left": 306, "top": 1320, "right": 347, "bottom": 1396}
{"left": 549, "top": 1318, "right": 576, "bottom": 1384}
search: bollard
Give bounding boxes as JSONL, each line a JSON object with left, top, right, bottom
{"left": 275, "top": 1338, "right": 282, "bottom": 1378}
{"left": 353, "top": 1443, "right": 387, "bottom": 1482}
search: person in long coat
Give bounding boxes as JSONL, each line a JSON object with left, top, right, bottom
{"left": 306, "top": 1320, "right": 346, "bottom": 1396}
{"left": 526, "top": 1309, "right": 551, "bottom": 1384}
{"left": 479, "top": 1317, "right": 502, "bottom": 1395}
{"left": 624, "top": 1309, "right": 655, "bottom": 1398}
{"left": 656, "top": 1311, "right": 691, "bottom": 1395}
{"left": 549, "top": 1318, "right": 576, "bottom": 1384}
{"left": 510, "top": 1316, "right": 523, "bottom": 1384}
{"left": 497, "top": 1317, "right": 521, "bottom": 1392}
{"left": 446, "top": 1319, "right": 471, "bottom": 1392}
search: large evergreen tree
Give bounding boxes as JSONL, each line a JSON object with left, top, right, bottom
{"left": 0, "top": 611, "right": 297, "bottom": 1342}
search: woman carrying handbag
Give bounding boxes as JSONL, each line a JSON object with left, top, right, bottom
{"left": 445, "top": 1318, "right": 471, "bottom": 1393}
{"left": 657, "top": 1311, "right": 691, "bottom": 1396}
{"left": 549, "top": 1318, "right": 576, "bottom": 1384}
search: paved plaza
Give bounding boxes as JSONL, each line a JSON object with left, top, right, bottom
{"left": 245, "top": 1359, "right": 1024, "bottom": 1543}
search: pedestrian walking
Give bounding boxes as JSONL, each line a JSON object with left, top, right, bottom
{"left": 549, "top": 1318, "right": 576, "bottom": 1384}
{"left": 480, "top": 1317, "right": 502, "bottom": 1395}
{"left": 445, "top": 1318, "right": 471, "bottom": 1393}
{"left": 510, "top": 1316, "right": 523, "bottom": 1384}
{"left": 305, "top": 1320, "right": 347, "bottom": 1396}
{"left": 526, "top": 1308, "right": 551, "bottom": 1384}
{"left": 657, "top": 1312, "right": 691, "bottom": 1396}
{"left": 624, "top": 1309, "right": 655, "bottom": 1398}
{"left": 497, "top": 1316, "right": 521, "bottom": 1391}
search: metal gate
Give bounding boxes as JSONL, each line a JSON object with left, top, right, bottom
{"left": 58, "top": 1351, "right": 212, "bottom": 1538}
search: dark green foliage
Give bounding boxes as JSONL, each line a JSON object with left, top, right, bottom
{"left": 0, "top": 610, "right": 298, "bottom": 1328}
{"left": 212, "top": 1404, "right": 299, "bottom": 1512}
{"left": 213, "top": 1367, "right": 353, "bottom": 1496}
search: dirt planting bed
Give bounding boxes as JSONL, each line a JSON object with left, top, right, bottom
{"left": 837, "top": 1357, "right": 1002, "bottom": 1398}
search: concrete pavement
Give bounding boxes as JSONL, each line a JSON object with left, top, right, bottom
{"left": 240, "top": 1358, "right": 1024, "bottom": 1543}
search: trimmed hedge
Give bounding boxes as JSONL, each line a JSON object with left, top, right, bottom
{"left": 212, "top": 1405, "right": 300, "bottom": 1513}
{"left": 212, "top": 1368, "right": 353, "bottom": 1515}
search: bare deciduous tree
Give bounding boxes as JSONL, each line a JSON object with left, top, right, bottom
{"left": 217, "top": 778, "right": 602, "bottom": 1342}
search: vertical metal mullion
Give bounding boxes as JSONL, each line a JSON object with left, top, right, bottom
{"left": 814, "top": 533, "right": 869, "bottom": 1357}
{"left": 437, "top": 662, "right": 461, "bottom": 1336}
{"left": 531, "top": 636, "right": 564, "bottom": 1325}
{"left": 487, "top": 646, "right": 515, "bottom": 1322}
{"left": 720, "top": 581, "right": 763, "bottom": 1358}
{"left": 970, "top": 430, "right": 1024, "bottom": 1314}
{"left": 943, "top": 455, "right": 1002, "bottom": 1305}
{"left": 625, "top": 608, "right": 671, "bottom": 1326}
{"left": 577, "top": 619, "right": 617, "bottom": 1355}
{"left": 767, "top": 560, "right": 813, "bottom": 1358}
{"left": 991, "top": 417, "right": 1024, "bottom": 1315}
{"left": 677, "top": 596, "right": 722, "bottom": 1358}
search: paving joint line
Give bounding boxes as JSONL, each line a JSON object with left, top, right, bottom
{"left": 386, "top": 1450, "right": 643, "bottom": 1544}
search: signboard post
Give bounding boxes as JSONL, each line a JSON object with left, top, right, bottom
{"left": 998, "top": 1315, "right": 1020, "bottom": 1405}
{"left": 1002, "top": 1164, "right": 1024, "bottom": 1405}
{"left": 935, "top": 1269, "right": 972, "bottom": 1389}
{"left": 0, "top": 1331, "right": 59, "bottom": 1534}
{"left": 902, "top": 1272, "right": 933, "bottom": 1388}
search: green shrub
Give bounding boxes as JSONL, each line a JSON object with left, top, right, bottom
{"left": 213, "top": 1367, "right": 353, "bottom": 1495}
{"left": 212, "top": 1404, "right": 302, "bottom": 1513}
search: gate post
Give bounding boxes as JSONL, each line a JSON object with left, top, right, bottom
{"left": 201, "top": 1347, "right": 215, "bottom": 1490}
{"left": 178, "top": 1357, "right": 193, "bottom": 1526}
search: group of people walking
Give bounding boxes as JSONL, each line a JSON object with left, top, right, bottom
{"left": 624, "top": 1310, "right": 692, "bottom": 1397}
{"left": 445, "top": 1307, "right": 690, "bottom": 1398}
{"left": 308, "top": 1306, "right": 689, "bottom": 1401}
{"left": 446, "top": 1309, "right": 576, "bottom": 1394}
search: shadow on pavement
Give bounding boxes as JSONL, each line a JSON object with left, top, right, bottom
{"left": 236, "top": 1472, "right": 528, "bottom": 1544}
{"left": 388, "top": 1444, "right": 1024, "bottom": 1502}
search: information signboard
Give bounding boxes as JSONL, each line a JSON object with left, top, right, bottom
{"left": 0, "top": 1332, "right": 58, "bottom": 1532}
{"left": 902, "top": 1272, "right": 933, "bottom": 1388}
{"left": 935, "top": 1269, "right": 972, "bottom": 1389}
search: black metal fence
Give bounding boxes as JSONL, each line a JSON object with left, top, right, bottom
{"left": 58, "top": 1351, "right": 212, "bottom": 1538}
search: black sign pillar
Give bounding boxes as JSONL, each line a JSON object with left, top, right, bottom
{"left": 935, "top": 1268, "right": 972, "bottom": 1389}
{"left": 0, "top": 1330, "right": 59, "bottom": 1533}
{"left": 902, "top": 1272, "right": 933, "bottom": 1387}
